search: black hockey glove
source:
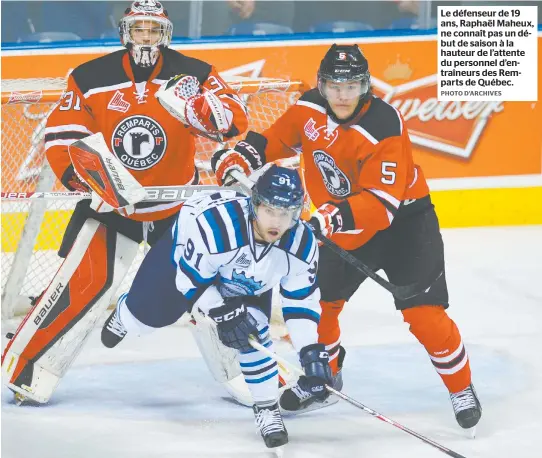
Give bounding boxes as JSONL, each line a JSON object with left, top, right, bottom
{"left": 297, "top": 343, "right": 333, "bottom": 401}
{"left": 210, "top": 131, "right": 267, "bottom": 186}
{"left": 208, "top": 297, "right": 260, "bottom": 353}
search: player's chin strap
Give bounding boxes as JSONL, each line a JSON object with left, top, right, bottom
{"left": 248, "top": 336, "right": 468, "bottom": 458}
{"left": 228, "top": 169, "right": 442, "bottom": 301}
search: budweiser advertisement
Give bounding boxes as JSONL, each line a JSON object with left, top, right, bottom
{"left": 2, "top": 35, "right": 541, "bottom": 182}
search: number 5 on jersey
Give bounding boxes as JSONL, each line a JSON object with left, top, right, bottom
{"left": 381, "top": 161, "right": 397, "bottom": 185}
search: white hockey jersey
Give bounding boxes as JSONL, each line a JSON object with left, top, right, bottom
{"left": 172, "top": 190, "right": 321, "bottom": 351}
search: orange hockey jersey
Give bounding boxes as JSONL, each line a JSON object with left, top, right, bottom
{"left": 45, "top": 48, "right": 248, "bottom": 222}
{"left": 261, "top": 89, "right": 430, "bottom": 250}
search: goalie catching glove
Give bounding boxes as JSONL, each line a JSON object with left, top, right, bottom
{"left": 207, "top": 297, "right": 262, "bottom": 353}
{"left": 156, "top": 74, "right": 232, "bottom": 138}
{"left": 211, "top": 131, "right": 267, "bottom": 186}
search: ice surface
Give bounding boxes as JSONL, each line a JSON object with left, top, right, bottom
{"left": 2, "top": 226, "right": 541, "bottom": 458}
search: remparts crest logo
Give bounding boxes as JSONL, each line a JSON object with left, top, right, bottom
{"left": 313, "top": 150, "right": 351, "bottom": 198}
{"left": 111, "top": 115, "right": 167, "bottom": 170}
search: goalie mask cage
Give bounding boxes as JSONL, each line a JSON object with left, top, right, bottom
{"left": 1, "top": 77, "right": 306, "bottom": 320}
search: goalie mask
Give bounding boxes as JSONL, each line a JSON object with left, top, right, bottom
{"left": 119, "top": 0, "right": 173, "bottom": 67}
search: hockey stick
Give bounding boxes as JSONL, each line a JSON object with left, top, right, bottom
{"left": 249, "top": 337, "right": 468, "bottom": 458}
{"left": 227, "top": 169, "right": 442, "bottom": 301}
{"left": 315, "top": 235, "right": 443, "bottom": 300}
{"left": 1, "top": 185, "right": 242, "bottom": 203}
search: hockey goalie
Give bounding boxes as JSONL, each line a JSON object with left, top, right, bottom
{"left": 1, "top": 0, "right": 248, "bottom": 405}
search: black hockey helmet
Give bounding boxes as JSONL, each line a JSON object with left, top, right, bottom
{"left": 251, "top": 165, "right": 304, "bottom": 229}
{"left": 317, "top": 44, "right": 370, "bottom": 99}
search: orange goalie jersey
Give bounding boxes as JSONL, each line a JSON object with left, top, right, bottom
{"left": 260, "top": 89, "right": 430, "bottom": 250}
{"left": 45, "top": 47, "right": 248, "bottom": 222}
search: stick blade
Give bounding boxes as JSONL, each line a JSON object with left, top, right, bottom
{"left": 392, "top": 265, "right": 444, "bottom": 300}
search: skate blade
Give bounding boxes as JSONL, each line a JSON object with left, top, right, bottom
{"left": 466, "top": 425, "right": 477, "bottom": 439}
{"left": 281, "top": 395, "right": 339, "bottom": 416}
{"left": 273, "top": 446, "right": 285, "bottom": 458}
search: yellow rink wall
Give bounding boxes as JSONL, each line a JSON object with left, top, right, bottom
{"left": 2, "top": 209, "right": 71, "bottom": 252}
{"left": 431, "top": 186, "right": 542, "bottom": 227}
{"left": 2, "top": 183, "right": 541, "bottom": 253}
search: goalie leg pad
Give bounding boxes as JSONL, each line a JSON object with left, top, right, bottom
{"left": 58, "top": 201, "right": 178, "bottom": 258}
{"left": 189, "top": 291, "right": 292, "bottom": 407}
{"left": 58, "top": 201, "right": 144, "bottom": 258}
{"left": 1, "top": 220, "right": 139, "bottom": 404}
{"left": 189, "top": 308, "right": 252, "bottom": 407}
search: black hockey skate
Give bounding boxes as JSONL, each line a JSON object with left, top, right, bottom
{"left": 450, "top": 383, "right": 482, "bottom": 429}
{"left": 101, "top": 308, "right": 127, "bottom": 348}
{"left": 280, "top": 346, "right": 344, "bottom": 413}
{"left": 253, "top": 402, "right": 288, "bottom": 448}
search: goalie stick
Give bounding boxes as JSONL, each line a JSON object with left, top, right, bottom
{"left": 1, "top": 185, "right": 242, "bottom": 202}
{"left": 249, "top": 336, "right": 468, "bottom": 458}
{"left": 227, "top": 169, "right": 443, "bottom": 301}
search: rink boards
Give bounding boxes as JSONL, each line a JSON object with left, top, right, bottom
{"left": 3, "top": 177, "right": 541, "bottom": 253}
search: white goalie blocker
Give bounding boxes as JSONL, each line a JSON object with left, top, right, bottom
{"left": 68, "top": 132, "right": 148, "bottom": 214}
{"left": 155, "top": 74, "right": 232, "bottom": 141}
{"left": 1, "top": 133, "right": 146, "bottom": 404}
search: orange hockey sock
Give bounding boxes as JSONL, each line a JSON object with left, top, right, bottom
{"left": 318, "top": 299, "right": 346, "bottom": 375}
{"left": 402, "top": 305, "right": 471, "bottom": 394}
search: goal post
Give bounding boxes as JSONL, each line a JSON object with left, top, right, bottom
{"left": 1, "top": 77, "right": 306, "bottom": 320}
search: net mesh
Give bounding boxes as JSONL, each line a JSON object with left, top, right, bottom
{"left": 1, "top": 77, "right": 305, "bottom": 319}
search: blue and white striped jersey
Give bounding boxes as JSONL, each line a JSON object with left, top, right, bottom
{"left": 171, "top": 190, "right": 321, "bottom": 351}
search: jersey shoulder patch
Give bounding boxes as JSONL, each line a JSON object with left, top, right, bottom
{"left": 159, "top": 48, "right": 213, "bottom": 85}
{"left": 354, "top": 96, "right": 403, "bottom": 142}
{"left": 296, "top": 88, "right": 327, "bottom": 111}
{"left": 71, "top": 50, "right": 128, "bottom": 96}
{"left": 277, "top": 222, "right": 317, "bottom": 264}
{"left": 195, "top": 194, "right": 250, "bottom": 254}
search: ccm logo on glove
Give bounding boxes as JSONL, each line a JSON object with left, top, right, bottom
{"left": 211, "top": 304, "right": 246, "bottom": 322}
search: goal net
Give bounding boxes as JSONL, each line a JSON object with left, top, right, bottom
{"left": 1, "top": 77, "right": 306, "bottom": 322}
